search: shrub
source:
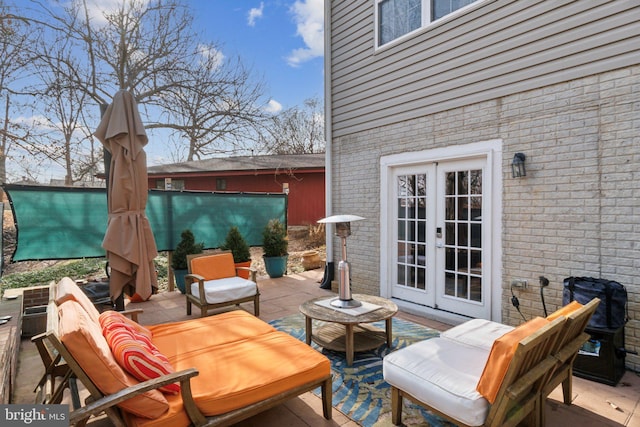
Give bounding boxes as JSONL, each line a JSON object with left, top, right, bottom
{"left": 171, "top": 229, "right": 204, "bottom": 270}
{"left": 262, "top": 219, "right": 288, "bottom": 257}
{"left": 221, "top": 226, "right": 251, "bottom": 263}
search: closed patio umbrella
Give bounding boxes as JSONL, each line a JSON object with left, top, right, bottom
{"left": 94, "top": 90, "right": 158, "bottom": 303}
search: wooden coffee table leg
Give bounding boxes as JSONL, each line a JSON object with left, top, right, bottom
{"left": 386, "top": 317, "right": 393, "bottom": 347}
{"left": 305, "top": 315, "right": 312, "bottom": 345}
{"left": 345, "top": 324, "right": 354, "bottom": 366}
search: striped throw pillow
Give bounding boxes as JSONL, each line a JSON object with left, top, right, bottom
{"left": 99, "top": 310, "right": 153, "bottom": 339}
{"left": 102, "top": 322, "right": 179, "bottom": 394}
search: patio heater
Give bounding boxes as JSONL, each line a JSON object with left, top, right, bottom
{"left": 318, "top": 214, "right": 365, "bottom": 308}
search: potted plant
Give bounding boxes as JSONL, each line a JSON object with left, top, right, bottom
{"left": 262, "top": 218, "right": 288, "bottom": 278}
{"left": 171, "top": 229, "right": 204, "bottom": 293}
{"left": 221, "top": 226, "right": 252, "bottom": 279}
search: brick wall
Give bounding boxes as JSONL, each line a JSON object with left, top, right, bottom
{"left": 21, "top": 286, "right": 50, "bottom": 309}
{"left": 330, "top": 65, "right": 639, "bottom": 371}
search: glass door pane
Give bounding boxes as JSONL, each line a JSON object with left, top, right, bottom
{"left": 443, "top": 168, "right": 483, "bottom": 303}
{"left": 395, "top": 173, "right": 428, "bottom": 291}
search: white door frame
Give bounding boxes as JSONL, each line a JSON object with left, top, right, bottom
{"left": 380, "top": 140, "right": 503, "bottom": 323}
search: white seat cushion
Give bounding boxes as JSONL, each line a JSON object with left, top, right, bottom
{"left": 383, "top": 337, "right": 490, "bottom": 426}
{"left": 440, "top": 318, "right": 514, "bottom": 352}
{"left": 190, "top": 277, "right": 257, "bottom": 305}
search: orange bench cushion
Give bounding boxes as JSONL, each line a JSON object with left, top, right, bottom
{"left": 172, "top": 331, "right": 330, "bottom": 416}
{"left": 58, "top": 300, "right": 169, "bottom": 419}
{"left": 149, "top": 310, "right": 276, "bottom": 359}
{"left": 123, "top": 394, "right": 191, "bottom": 427}
{"left": 476, "top": 316, "right": 550, "bottom": 403}
{"left": 547, "top": 300, "right": 583, "bottom": 321}
{"left": 190, "top": 253, "right": 237, "bottom": 280}
{"left": 124, "top": 322, "right": 331, "bottom": 427}
{"left": 55, "top": 277, "right": 101, "bottom": 323}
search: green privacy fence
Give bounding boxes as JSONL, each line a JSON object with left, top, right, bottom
{"left": 3, "top": 184, "right": 287, "bottom": 262}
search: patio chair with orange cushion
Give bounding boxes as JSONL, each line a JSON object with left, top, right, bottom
{"left": 540, "top": 298, "right": 599, "bottom": 424}
{"left": 383, "top": 299, "right": 598, "bottom": 426}
{"left": 184, "top": 252, "right": 259, "bottom": 317}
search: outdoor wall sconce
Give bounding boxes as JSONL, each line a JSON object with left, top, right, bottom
{"left": 512, "top": 153, "right": 526, "bottom": 178}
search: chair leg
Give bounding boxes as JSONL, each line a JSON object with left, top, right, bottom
{"left": 186, "top": 300, "right": 192, "bottom": 316}
{"left": 321, "top": 377, "right": 332, "bottom": 420}
{"left": 391, "top": 386, "right": 403, "bottom": 426}
{"left": 561, "top": 369, "right": 573, "bottom": 404}
{"left": 254, "top": 295, "right": 260, "bottom": 316}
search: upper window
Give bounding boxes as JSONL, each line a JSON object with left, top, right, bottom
{"left": 377, "top": 0, "right": 478, "bottom": 46}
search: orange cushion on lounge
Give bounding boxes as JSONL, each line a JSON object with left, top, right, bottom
{"left": 58, "top": 300, "right": 169, "bottom": 419}
{"left": 100, "top": 310, "right": 153, "bottom": 339}
{"left": 476, "top": 317, "right": 550, "bottom": 403}
{"left": 104, "top": 323, "right": 180, "bottom": 395}
{"left": 123, "top": 393, "right": 191, "bottom": 427}
{"left": 547, "top": 301, "right": 583, "bottom": 321}
{"left": 190, "top": 253, "right": 236, "bottom": 280}
{"left": 150, "top": 310, "right": 275, "bottom": 359}
{"left": 55, "top": 277, "right": 101, "bottom": 323}
{"left": 168, "top": 331, "right": 330, "bottom": 416}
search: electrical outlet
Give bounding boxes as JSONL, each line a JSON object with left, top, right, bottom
{"left": 510, "top": 279, "right": 528, "bottom": 288}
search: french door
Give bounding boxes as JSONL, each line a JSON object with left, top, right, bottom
{"left": 389, "top": 157, "right": 491, "bottom": 319}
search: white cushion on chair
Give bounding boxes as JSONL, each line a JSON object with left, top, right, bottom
{"left": 190, "top": 277, "right": 257, "bottom": 305}
{"left": 383, "top": 337, "right": 490, "bottom": 427}
{"left": 440, "top": 319, "right": 514, "bottom": 351}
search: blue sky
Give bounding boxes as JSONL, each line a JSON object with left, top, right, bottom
{"left": 191, "top": 1, "right": 324, "bottom": 112}
{"left": 8, "top": 0, "right": 324, "bottom": 181}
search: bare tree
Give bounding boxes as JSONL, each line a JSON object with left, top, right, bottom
{"left": 31, "top": 0, "right": 199, "bottom": 106}
{"left": 160, "top": 44, "right": 267, "bottom": 161}
{"left": 0, "top": 3, "right": 34, "bottom": 184}
{"left": 28, "top": 34, "right": 100, "bottom": 185}
{"left": 260, "top": 97, "right": 325, "bottom": 155}
{"left": 21, "top": 0, "right": 267, "bottom": 171}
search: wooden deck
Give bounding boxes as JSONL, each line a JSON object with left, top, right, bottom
{"left": 9, "top": 269, "right": 640, "bottom": 426}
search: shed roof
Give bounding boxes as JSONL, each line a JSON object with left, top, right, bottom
{"left": 147, "top": 153, "right": 325, "bottom": 175}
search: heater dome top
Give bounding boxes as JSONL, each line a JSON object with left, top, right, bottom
{"left": 318, "top": 214, "right": 365, "bottom": 224}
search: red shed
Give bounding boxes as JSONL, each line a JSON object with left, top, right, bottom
{"left": 147, "top": 153, "right": 325, "bottom": 226}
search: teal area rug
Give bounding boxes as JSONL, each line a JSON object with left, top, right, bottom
{"left": 269, "top": 314, "right": 455, "bottom": 427}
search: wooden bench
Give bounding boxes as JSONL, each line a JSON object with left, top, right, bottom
{"left": 38, "top": 277, "right": 331, "bottom": 427}
{"left": 383, "top": 299, "right": 598, "bottom": 426}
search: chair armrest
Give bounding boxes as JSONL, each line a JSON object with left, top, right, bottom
{"left": 506, "top": 356, "right": 557, "bottom": 400}
{"left": 184, "top": 274, "right": 207, "bottom": 303}
{"left": 185, "top": 273, "right": 205, "bottom": 283}
{"left": 69, "top": 368, "right": 201, "bottom": 425}
{"left": 236, "top": 267, "right": 257, "bottom": 282}
{"left": 553, "top": 332, "right": 591, "bottom": 364}
{"left": 184, "top": 274, "right": 204, "bottom": 296}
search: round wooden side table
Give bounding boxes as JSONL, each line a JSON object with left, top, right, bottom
{"left": 299, "top": 294, "right": 398, "bottom": 366}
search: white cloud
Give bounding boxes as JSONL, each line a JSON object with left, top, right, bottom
{"left": 14, "top": 114, "right": 56, "bottom": 131}
{"left": 265, "top": 99, "right": 283, "bottom": 114}
{"left": 247, "top": 2, "right": 265, "bottom": 27}
{"left": 198, "top": 44, "right": 225, "bottom": 69}
{"left": 286, "top": 0, "right": 324, "bottom": 67}
{"left": 76, "top": 0, "right": 150, "bottom": 26}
